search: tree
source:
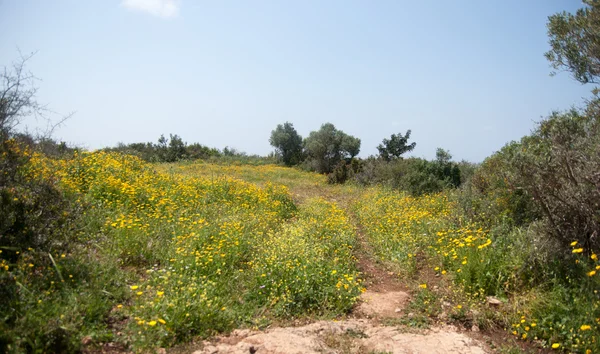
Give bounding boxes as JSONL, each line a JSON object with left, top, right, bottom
{"left": 546, "top": 1, "right": 600, "bottom": 86}
{"left": 269, "top": 122, "right": 304, "bottom": 166}
{"left": 166, "top": 133, "right": 186, "bottom": 162}
{"left": 377, "top": 130, "right": 416, "bottom": 161}
{"left": 1, "top": 52, "right": 42, "bottom": 140}
{"left": 303, "top": 123, "right": 361, "bottom": 173}
{"left": 0, "top": 52, "right": 70, "bottom": 143}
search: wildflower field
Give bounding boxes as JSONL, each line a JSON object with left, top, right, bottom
{"left": 1, "top": 144, "right": 599, "bottom": 353}
{"left": 355, "top": 189, "right": 600, "bottom": 352}
{"left": 0, "top": 148, "right": 363, "bottom": 352}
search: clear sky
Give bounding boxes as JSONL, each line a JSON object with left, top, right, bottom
{"left": 0, "top": 0, "right": 592, "bottom": 161}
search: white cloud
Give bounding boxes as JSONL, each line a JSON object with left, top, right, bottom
{"left": 121, "top": 0, "right": 181, "bottom": 18}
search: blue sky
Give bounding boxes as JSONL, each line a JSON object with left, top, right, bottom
{"left": 0, "top": 0, "right": 592, "bottom": 161}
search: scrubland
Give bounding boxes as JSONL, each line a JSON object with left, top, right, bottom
{"left": 1, "top": 137, "right": 598, "bottom": 353}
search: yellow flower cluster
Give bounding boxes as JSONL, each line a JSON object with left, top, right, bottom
{"left": 355, "top": 189, "right": 490, "bottom": 280}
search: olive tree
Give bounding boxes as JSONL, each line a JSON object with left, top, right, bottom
{"left": 269, "top": 122, "right": 304, "bottom": 166}
{"left": 546, "top": 0, "right": 600, "bottom": 86}
{"left": 377, "top": 130, "right": 416, "bottom": 161}
{"left": 303, "top": 123, "right": 360, "bottom": 173}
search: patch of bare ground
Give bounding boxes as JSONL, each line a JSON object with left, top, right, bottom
{"left": 192, "top": 320, "right": 488, "bottom": 354}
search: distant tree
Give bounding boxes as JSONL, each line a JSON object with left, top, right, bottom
{"left": 156, "top": 134, "right": 168, "bottom": 161}
{"left": 269, "top": 122, "right": 304, "bottom": 166}
{"left": 546, "top": 0, "right": 600, "bottom": 86}
{"left": 433, "top": 148, "right": 461, "bottom": 187}
{"left": 222, "top": 146, "right": 245, "bottom": 157}
{"left": 377, "top": 130, "right": 416, "bottom": 161}
{"left": 187, "top": 142, "right": 221, "bottom": 159}
{"left": 303, "top": 123, "right": 361, "bottom": 173}
{"left": 166, "top": 134, "right": 186, "bottom": 162}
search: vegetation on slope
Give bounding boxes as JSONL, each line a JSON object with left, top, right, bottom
{"left": 0, "top": 148, "right": 363, "bottom": 352}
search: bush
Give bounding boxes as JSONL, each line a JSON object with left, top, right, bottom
{"left": 0, "top": 139, "right": 77, "bottom": 257}
{"left": 352, "top": 149, "right": 461, "bottom": 196}
{"left": 470, "top": 108, "right": 600, "bottom": 253}
{"left": 327, "top": 159, "right": 361, "bottom": 184}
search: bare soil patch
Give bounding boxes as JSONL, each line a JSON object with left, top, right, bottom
{"left": 192, "top": 319, "right": 488, "bottom": 354}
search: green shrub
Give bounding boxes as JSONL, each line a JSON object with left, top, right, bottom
{"left": 353, "top": 149, "right": 461, "bottom": 196}
{"left": 470, "top": 108, "right": 600, "bottom": 254}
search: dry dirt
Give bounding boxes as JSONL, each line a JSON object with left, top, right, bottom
{"left": 192, "top": 318, "right": 488, "bottom": 354}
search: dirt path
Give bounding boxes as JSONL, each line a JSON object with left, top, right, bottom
{"left": 191, "top": 191, "right": 491, "bottom": 354}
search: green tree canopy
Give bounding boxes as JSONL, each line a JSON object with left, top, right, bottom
{"left": 546, "top": 0, "right": 600, "bottom": 86}
{"left": 377, "top": 130, "right": 416, "bottom": 161}
{"left": 303, "top": 123, "right": 361, "bottom": 173}
{"left": 269, "top": 122, "right": 304, "bottom": 166}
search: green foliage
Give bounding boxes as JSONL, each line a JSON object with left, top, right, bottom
{"left": 401, "top": 149, "right": 461, "bottom": 196}
{"left": 0, "top": 139, "right": 130, "bottom": 353}
{"left": 354, "top": 149, "right": 461, "bottom": 196}
{"left": 165, "top": 134, "right": 186, "bottom": 162}
{"left": 471, "top": 108, "right": 600, "bottom": 253}
{"left": 377, "top": 130, "right": 416, "bottom": 161}
{"left": 269, "top": 122, "right": 304, "bottom": 166}
{"left": 303, "top": 123, "right": 361, "bottom": 174}
{"left": 186, "top": 142, "right": 221, "bottom": 160}
{"left": 106, "top": 134, "right": 221, "bottom": 163}
{"left": 326, "top": 159, "right": 362, "bottom": 185}
{"left": 546, "top": 0, "right": 600, "bottom": 85}
{"left": 465, "top": 143, "right": 539, "bottom": 227}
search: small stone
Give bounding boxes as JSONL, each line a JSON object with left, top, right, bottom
{"left": 486, "top": 296, "right": 502, "bottom": 306}
{"left": 407, "top": 312, "right": 415, "bottom": 318}
{"left": 394, "top": 308, "right": 402, "bottom": 313}
{"left": 204, "top": 345, "right": 218, "bottom": 354}
{"left": 471, "top": 325, "right": 480, "bottom": 332}
{"left": 81, "top": 336, "right": 92, "bottom": 346}
{"left": 236, "top": 329, "right": 251, "bottom": 337}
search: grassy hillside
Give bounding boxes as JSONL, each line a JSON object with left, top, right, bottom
{"left": 1, "top": 147, "right": 363, "bottom": 352}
